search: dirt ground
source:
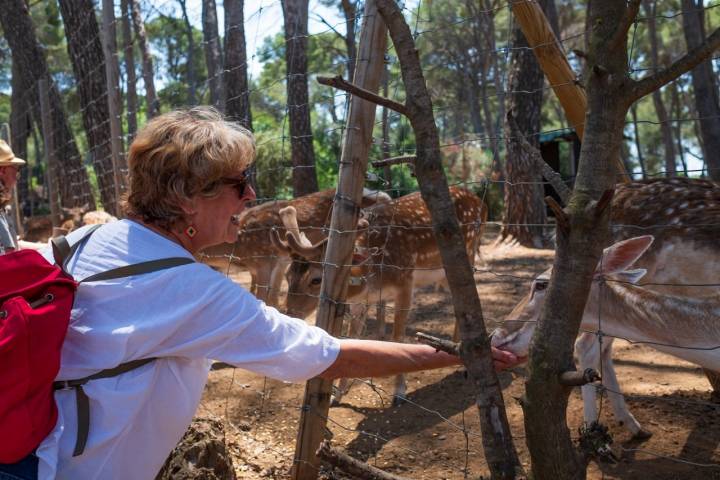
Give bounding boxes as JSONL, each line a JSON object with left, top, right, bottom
{"left": 198, "top": 232, "right": 720, "bottom": 479}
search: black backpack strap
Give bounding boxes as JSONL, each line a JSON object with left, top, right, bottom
{"left": 53, "top": 358, "right": 156, "bottom": 457}
{"left": 49, "top": 229, "right": 195, "bottom": 456}
{"left": 79, "top": 257, "right": 195, "bottom": 283}
{"left": 51, "top": 225, "right": 102, "bottom": 271}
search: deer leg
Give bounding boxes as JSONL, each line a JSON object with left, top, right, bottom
{"left": 391, "top": 286, "right": 413, "bottom": 407}
{"left": 376, "top": 300, "right": 387, "bottom": 340}
{"left": 267, "top": 257, "right": 290, "bottom": 308}
{"left": 253, "top": 266, "right": 274, "bottom": 304}
{"left": 576, "top": 333, "right": 602, "bottom": 426}
{"left": 703, "top": 369, "right": 720, "bottom": 402}
{"left": 599, "top": 338, "right": 651, "bottom": 439}
{"left": 249, "top": 274, "right": 258, "bottom": 297}
{"left": 332, "top": 302, "right": 368, "bottom": 406}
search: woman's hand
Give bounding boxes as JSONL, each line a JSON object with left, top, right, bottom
{"left": 491, "top": 346, "right": 525, "bottom": 372}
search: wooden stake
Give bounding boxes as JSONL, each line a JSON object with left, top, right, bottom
{"left": 102, "top": 0, "right": 125, "bottom": 214}
{"left": 291, "top": 2, "right": 388, "bottom": 478}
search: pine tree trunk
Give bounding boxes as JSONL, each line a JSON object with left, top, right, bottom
{"left": 223, "top": 0, "right": 252, "bottom": 129}
{"left": 0, "top": 0, "right": 95, "bottom": 209}
{"left": 631, "top": 105, "right": 647, "bottom": 178}
{"left": 340, "top": 0, "right": 357, "bottom": 81}
{"left": 59, "top": 0, "right": 119, "bottom": 215}
{"left": 282, "top": 0, "right": 319, "bottom": 196}
{"left": 10, "top": 59, "right": 31, "bottom": 211}
{"left": 682, "top": 0, "right": 720, "bottom": 180}
{"left": 129, "top": 0, "right": 159, "bottom": 118}
{"left": 177, "top": 0, "right": 197, "bottom": 105}
{"left": 202, "top": 0, "right": 223, "bottom": 109}
{"left": 643, "top": 0, "right": 676, "bottom": 176}
{"left": 671, "top": 84, "right": 689, "bottom": 176}
{"left": 499, "top": 0, "right": 553, "bottom": 248}
{"left": 121, "top": 0, "right": 138, "bottom": 139}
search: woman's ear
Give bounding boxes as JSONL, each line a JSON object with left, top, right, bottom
{"left": 178, "top": 196, "right": 198, "bottom": 216}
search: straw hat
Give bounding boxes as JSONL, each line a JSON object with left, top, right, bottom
{"left": 0, "top": 139, "right": 26, "bottom": 167}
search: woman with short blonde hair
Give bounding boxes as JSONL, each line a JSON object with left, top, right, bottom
{"left": 2, "top": 108, "right": 519, "bottom": 480}
{"left": 124, "top": 106, "right": 255, "bottom": 233}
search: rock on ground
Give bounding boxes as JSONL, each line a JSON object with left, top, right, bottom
{"left": 155, "top": 416, "right": 236, "bottom": 480}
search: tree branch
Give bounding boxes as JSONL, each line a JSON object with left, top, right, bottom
{"left": 506, "top": 111, "right": 572, "bottom": 204}
{"left": 317, "top": 75, "right": 409, "bottom": 116}
{"left": 607, "top": 0, "right": 642, "bottom": 53}
{"left": 311, "top": 12, "right": 346, "bottom": 42}
{"left": 416, "top": 332, "right": 460, "bottom": 356}
{"left": 370, "top": 155, "right": 416, "bottom": 168}
{"left": 316, "top": 441, "right": 410, "bottom": 480}
{"left": 630, "top": 26, "right": 720, "bottom": 103}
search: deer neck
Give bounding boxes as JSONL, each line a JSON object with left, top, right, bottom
{"left": 585, "top": 281, "right": 720, "bottom": 365}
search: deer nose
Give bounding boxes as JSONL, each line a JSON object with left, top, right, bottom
{"left": 489, "top": 328, "right": 506, "bottom": 347}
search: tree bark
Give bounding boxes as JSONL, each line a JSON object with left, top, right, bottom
{"left": 224, "top": 0, "right": 252, "bottom": 129}
{"left": 682, "top": 0, "right": 720, "bottom": 180}
{"left": 671, "top": 84, "right": 689, "bottom": 176}
{"left": 523, "top": 1, "right": 720, "bottom": 478}
{"left": 177, "top": 0, "right": 197, "bottom": 105}
{"left": 202, "top": 0, "right": 223, "bottom": 109}
{"left": 631, "top": 104, "right": 647, "bottom": 178}
{"left": 0, "top": 0, "right": 95, "bottom": 209}
{"left": 642, "top": 0, "right": 676, "bottom": 176}
{"left": 375, "top": 1, "right": 524, "bottom": 478}
{"left": 499, "top": 0, "right": 555, "bottom": 248}
{"left": 282, "top": 0, "right": 319, "bottom": 196}
{"left": 59, "top": 0, "right": 119, "bottom": 215}
{"left": 476, "top": 0, "right": 504, "bottom": 177}
{"left": 121, "top": 0, "right": 138, "bottom": 139}
{"left": 129, "top": 0, "right": 159, "bottom": 118}
{"left": 10, "top": 58, "right": 31, "bottom": 211}
{"left": 340, "top": 0, "right": 357, "bottom": 81}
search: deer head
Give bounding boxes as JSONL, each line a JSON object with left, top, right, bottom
{"left": 282, "top": 210, "right": 370, "bottom": 318}
{"left": 491, "top": 236, "right": 654, "bottom": 357}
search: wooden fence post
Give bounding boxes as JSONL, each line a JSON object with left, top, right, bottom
{"left": 38, "top": 79, "right": 61, "bottom": 227}
{"left": 102, "top": 0, "right": 125, "bottom": 214}
{"left": 291, "top": 2, "right": 387, "bottom": 478}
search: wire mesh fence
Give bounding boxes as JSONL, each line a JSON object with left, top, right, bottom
{"left": 3, "top": 0, "right": 720, "bottom": 478}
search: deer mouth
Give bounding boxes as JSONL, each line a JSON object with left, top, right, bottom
{"left": 230, "top": 214, "right": 241, "bottom": 226}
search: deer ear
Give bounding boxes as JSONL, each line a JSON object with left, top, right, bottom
{"left": 610, "top": 268, "right": 647, "bottom": 284}
{"left": 597, "top": 235, "right": 654, "bottom": 276}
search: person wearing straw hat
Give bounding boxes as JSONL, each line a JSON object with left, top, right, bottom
{"left": 0, "top": 138, "right": 26, "bottom": 254}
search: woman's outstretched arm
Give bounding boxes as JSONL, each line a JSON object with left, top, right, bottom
{"left": 319, "top": 339, "right": 521, "bottom": 380}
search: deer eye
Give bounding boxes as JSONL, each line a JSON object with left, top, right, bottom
{"left": 310, "top": 277, "right": 322, "bottom": 286}
{"left": 534, "top": 281, "right": 548, "bottom": 292}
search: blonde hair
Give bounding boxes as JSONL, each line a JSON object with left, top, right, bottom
{"left": 123, "top": 107, "right": 255, "bottom": 229}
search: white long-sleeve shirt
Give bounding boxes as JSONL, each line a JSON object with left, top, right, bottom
{"left": 37, "top": 220, "right": 339, "bottom": 479}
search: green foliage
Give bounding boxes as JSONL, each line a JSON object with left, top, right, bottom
{"left": 253, "top": 131, "right": 292, "bottom": 199}
{"left": 2, "top": 0, "right": 717, "bottom": 214}
{"left": 146, "top": 14, "right": 209, "bottom": 109}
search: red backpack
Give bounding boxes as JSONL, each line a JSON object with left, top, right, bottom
{"left": 0, "top": 226, "right": 193, "bottom": 463}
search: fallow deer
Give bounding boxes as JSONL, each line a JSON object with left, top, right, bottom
{"left": 198, "top": 188, "right": 390, "bottom": 306}
{"left": 492, "top": 235, "right": 720, "bottom": 437}
{"left": 492, "top": 177, "right": 720, "bottom": 438}
{"left": 22, "top": 204, "right": 92, "bottom": 242}
{"left": 274, "top": 186, "right": 488, "bottom": 404}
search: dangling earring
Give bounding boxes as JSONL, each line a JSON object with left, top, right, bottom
{"left": 184, "top": 225, "right": 197, "bottom": 238}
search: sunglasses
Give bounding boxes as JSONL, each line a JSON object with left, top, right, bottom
{"left": 219, "top": 174, "right": 249, "bottom": 198}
